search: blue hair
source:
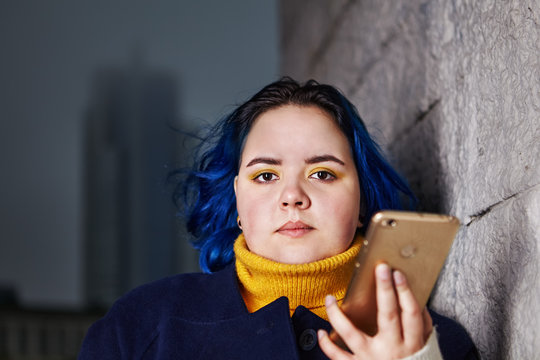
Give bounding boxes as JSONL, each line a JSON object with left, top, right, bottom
{"left": 176, "top": 77, "right": 416, "bottom": 273}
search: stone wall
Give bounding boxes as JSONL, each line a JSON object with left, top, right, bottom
{"left": 280, "top": 1, "right": 540, "bottom": 358}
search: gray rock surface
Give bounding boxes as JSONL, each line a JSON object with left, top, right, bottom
{"left": 281, "top": 0, "right": 540, "bottom": 358}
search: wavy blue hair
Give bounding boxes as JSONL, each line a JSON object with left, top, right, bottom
{"left": 176, "top": 77, "right": 416, "bottom": 273}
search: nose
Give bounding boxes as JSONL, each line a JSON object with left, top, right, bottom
{"left": 279, "top": 180, "right": 311, "bottom": 210}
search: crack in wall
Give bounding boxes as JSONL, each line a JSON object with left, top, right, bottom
{"left": 416, "top": 99, "right": 441, "bottom": 124}
{"left": 527, "top": 6, "right": 538, "bottom": 26}
{"left": 389, "top": 98, "right": 442, "bottom": 145}
{"left": 347, "top": 30, "right": 399, "bottom": 95}
{"left": 306, "top": 0, "right": 403, "bottom": 92}
{"left": 465, "top": 182, "right": 540, "bottom": 226}
{"left": 346, "top": 58, "right": 380, "bottom": 94}
{"left": 308, "top": 0, "right": 356, "bottom": 74}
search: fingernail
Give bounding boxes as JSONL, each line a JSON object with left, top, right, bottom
{"left": 376, "top": 263, "right": 390, "bottom": 280}
{"left": 318, "top": 329, "right": 326, "bottom": 340}
{"left": 393, "top": 270, "right": 405, "bottom": 285}
{"left": 325, "top": 294, "right": 336, "bottom": 307}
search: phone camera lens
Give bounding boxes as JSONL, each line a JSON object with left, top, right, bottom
{"left": 385, "top": 219, "right": 397, "bottom": 227}
{"left": 400, "top": 244, "right": 416, "bottom": 258}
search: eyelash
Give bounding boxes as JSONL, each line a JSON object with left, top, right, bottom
{"left": 308, "top": 169, "right": 337, "bottom": 182}
{"left": 252, "top": 171, "right": 279, "bottom": 183}
{"left": 251, "top": 169, "right": 337, "bottom": 184}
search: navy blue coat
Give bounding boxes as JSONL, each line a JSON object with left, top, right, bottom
{"left": 79, "top": 265, "right": 477, "bottom": 359}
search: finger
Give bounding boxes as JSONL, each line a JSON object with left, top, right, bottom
{"left": 393, "top": 270, "right": 424, "bottom": 350}
{"left": 375, "top": 263, "right": 401, "bottom": 342}
{"left": 324, "top": 295, "right": 367, "bottom": 352}
{"left": 422, "top": 308, "right": 433, "bottom": 342}
{"left": 317, "top": 329, "right": 353, "bottom": 360}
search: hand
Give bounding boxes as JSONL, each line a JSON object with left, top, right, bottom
{"left": 318, "top": 263, "right": 433, "bottom": 359}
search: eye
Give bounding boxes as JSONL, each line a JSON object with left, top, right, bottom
{"left": 253, "top": 172, "right": 279, "bottom": 183}
{"left": 309, "top": 170, "right": 336, "bottom": 182}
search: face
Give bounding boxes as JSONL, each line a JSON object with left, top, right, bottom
{"left": 234, "top": 105, "right": 361, "bottom": 264}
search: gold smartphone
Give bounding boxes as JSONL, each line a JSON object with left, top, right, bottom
{"left": 329, "top": 211, "right": 460, "bottom": 346}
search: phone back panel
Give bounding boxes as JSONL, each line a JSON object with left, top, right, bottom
{"left": 341, "top": 211, "right": 460, "bottom": 336}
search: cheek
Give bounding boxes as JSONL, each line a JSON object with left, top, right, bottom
{"left": 236, "top": 190, "right": 276, "bottom": 252}
{"left": 236, "top": 186, "right": 274, "bottom": 227}
{"left": 327, "top": 204, "right": 358, "bottom": 229}
{"left": 321, "top": 189, "right": 360, "bottom": 229}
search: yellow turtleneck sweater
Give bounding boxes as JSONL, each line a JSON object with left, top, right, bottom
{"left": 234, "top": 233, "right": 362, "bottom": 320}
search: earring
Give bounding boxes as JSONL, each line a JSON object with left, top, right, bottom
{"left": 237, "top": 216, "right": 242, "bottom": 229}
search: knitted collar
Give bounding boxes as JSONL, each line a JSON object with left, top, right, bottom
{"left": 234, "top": 233, "right": 362, "bottom": 320}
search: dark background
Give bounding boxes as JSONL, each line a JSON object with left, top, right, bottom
{"left": 0, "top": 1, "right": 278, "bottom": 310}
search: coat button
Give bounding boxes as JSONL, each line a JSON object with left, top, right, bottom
{"left": 298, "top": 329, "right": 317, "bottom": 351}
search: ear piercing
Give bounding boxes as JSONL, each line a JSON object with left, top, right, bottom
{"left": 237, "top": 216, "right": 242, "bottom": 229}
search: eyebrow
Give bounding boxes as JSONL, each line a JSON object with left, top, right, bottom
{"left": 305, "top": 155, "right": 345, "bottom": 166}
{"left": 245, "top": 154, "right": 345, "bottom": 168}
{"left": 246, "top": 157, "right": 282, "bottom": 167}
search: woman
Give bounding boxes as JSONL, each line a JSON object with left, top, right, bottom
{"left": 79, "top": 78, "right": 476, "bottom": 359}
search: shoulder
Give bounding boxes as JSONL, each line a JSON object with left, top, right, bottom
{"left": 79, "top": 266, "right": 244, "bottom": 359}
{"left": 114, "top": 265, "right": 242, "bottom": 321}
{"left": 429, "top": 309, "right": 479, "bottom": 360}
{"left": 116, "top": 271, "right": 211, "bottom": 313}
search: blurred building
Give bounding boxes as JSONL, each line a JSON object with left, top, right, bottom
{"left": 0, "top": 58, "right": 201, "bottom": 360}
{"left": 83, "top": 59, "right": 189, "bottom": 309}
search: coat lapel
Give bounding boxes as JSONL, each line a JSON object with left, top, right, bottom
{"left": 152, "top": 298, "right": 300, "bottom": 359}
{"left": 138, "top": 265, "right": 301, "bottom": 359}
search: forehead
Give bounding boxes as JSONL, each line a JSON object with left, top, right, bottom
{"left": 241, "top": 105, "right": 352, "bottom": 159}
{"left": 254, "top": 104, "right": 337, "bottom": 132}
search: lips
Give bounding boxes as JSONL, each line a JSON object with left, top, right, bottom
{"left": 277, "top": 221, "right": 314, "bottom": 238}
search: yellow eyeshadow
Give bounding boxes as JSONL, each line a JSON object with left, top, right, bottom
{"left": 249, "top": 168, "right": 279, "bottom": 180}
{"left": 308, "top": 167, "right": 341, "bottom": 178}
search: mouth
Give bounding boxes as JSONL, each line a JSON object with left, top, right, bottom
{"left": 276, "top": 221, "right": 314, "bottom": 238}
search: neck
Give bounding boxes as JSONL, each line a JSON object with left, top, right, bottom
{"left": 234, "top": 233, "right": 362, "bottom": 320}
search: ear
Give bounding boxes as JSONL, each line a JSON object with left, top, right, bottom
{"left": 234, "top": 176, "right": 238, "bottom": 196}
{"left": 357, "top": 219, "right": 363, "bottom": 228}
